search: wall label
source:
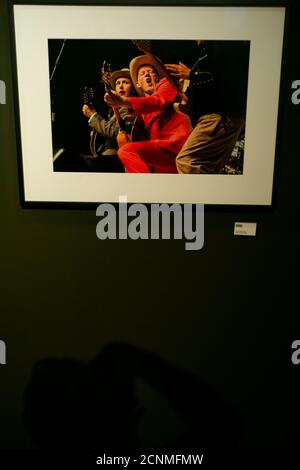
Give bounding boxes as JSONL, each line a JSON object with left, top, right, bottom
{"left": 234, "top": 222, "right": 257, "bottom": 236}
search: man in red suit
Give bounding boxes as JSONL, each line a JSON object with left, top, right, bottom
{"left": 104, "top": 55, "right": 191, "bottom": 173}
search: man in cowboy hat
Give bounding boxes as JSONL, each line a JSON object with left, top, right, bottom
{"left": 104, "top": 55, "right": 191, "bottom": 173}
{"left": 82, "top": 68, "right": 135, "bottom": 163}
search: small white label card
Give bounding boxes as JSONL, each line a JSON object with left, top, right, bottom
{"left": 234, "top": 222, "right": 257, "bottom": 236}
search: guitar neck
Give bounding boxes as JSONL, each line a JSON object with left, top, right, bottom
{"left": 104, "top": 84, "right": 125, "bottom": 128}
{"left": 83, "top": 86, "right": 97, "bottom": 109}
{"left": 113, "top": 105, "right": 123, "bottom": 126}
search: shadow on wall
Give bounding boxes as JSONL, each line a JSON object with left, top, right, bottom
{"left": 22, "top": 342, "right": 243, "bottom": 453}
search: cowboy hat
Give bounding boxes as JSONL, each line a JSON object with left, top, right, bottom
{"left": 129, "top": 54, "right": 169, "bottom": 96}
{"left": 109, "top": 68, "right": 132, "bottom": 89}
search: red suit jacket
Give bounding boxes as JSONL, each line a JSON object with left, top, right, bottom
{"left": 130, "top": 78, "right": 191, "bottom": 155}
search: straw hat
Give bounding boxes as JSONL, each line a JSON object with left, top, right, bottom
{"left": 129, "top": 54, "right": 168, "bottom": 96}
{"left": 109, "top": 68, "right": 132, "bottom": 89}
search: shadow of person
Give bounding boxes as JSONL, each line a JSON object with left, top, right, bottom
{"left": 23, "top": 342, "right": 243, "bottom": 452}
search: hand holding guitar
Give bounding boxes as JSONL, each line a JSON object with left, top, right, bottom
{"left": 104, "top": 92, "right": 131, "bottom": 108}
{"left": 164, "top": 62, "right": 191, "bottom": 81}
{"left": 82, "top": 103, "right": 96, "bottom": 118}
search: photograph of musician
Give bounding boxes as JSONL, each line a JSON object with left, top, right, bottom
{"left": 165, "top": 40, "right": 248, "bottom": 174}
{"left": 82, "top": 68, "right": 137, "bottom": 169}
{"left": 104, "top": 55, "right": 191, "bottom": 173}
{"left": 49, "top": 39, "right": 249, "bottom": 174}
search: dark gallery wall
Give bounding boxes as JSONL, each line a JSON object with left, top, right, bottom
{"left": 0, "top": 0, "right": 299, "bottom": 460}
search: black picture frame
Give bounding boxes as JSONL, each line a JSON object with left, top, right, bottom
{"left": 8, "top": 0, "right": 288, "bottom": 208}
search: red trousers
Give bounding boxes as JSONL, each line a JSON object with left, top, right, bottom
{"left": 118, "top": 141, "right": 178, "bottom": 174}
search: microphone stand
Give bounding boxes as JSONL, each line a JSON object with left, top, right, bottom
{"left": 50, "top": 40, "right": 67, "bottom": 161}
{"left": 50, "top": 39, "right": 67, "bottom": 82}
{"left": 50, "top": 39, "right": 66, "bottom": 122}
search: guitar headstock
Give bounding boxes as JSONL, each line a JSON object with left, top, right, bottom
{"left": 132, "top": 40, "right": 152, "bottom": 55}
{"left": 82, "top": 86, "right": 96, "bottom": 108}
{"left": 100, "top": 60, "right": 112, "bottom": 89}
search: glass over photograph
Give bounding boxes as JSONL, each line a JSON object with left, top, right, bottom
{"left": 49, "top": 39, "right": 250, "bottom": 176}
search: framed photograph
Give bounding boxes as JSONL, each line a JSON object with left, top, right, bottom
{"left": 9, "top": 1, "right": 286, "bottom": 206}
